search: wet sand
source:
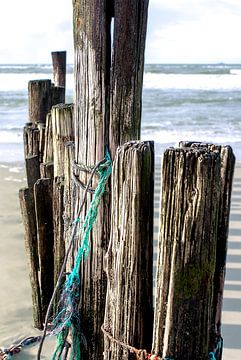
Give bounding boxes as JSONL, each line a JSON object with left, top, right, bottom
{"left": 0, "top": 161, "right": 241, "bottom": 359}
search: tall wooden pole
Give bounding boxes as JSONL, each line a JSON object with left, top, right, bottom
{"left": 109, "top": 0, "right": 149, "bottom": 158}
{"left": 72, "top": 1, "right": 149, "bottom": 359}
{"left": 73, "top": 3, "right": 111, "bottom": 358}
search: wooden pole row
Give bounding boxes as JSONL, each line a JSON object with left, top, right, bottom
{"left": 20, "top": 102, "right": 74, "bottom": 328}
{"left": 19, "top": 3, "right": 235, "bottom": 358}
{"left": 19, "top": 52, "right": 71, "bottom": 329}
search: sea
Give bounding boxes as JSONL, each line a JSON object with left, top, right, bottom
{"left": 1, "top": 63, "right": 241, "bottom": 162}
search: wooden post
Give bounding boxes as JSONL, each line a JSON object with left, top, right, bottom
{"left": 25, "top": 155, "right": 41, "bottom": 190}
{"left": 34, "top": 178, "right": 54, "bottom": 318}
{"left": 51, "top": 85, "right": 65, "bottom": 106}
{"left": 73, "top": 3, "right": 112, "bottom": 359}
{"left": 51, "top": 103, "right": 74, "bottom": 305}
{"left": 51, "top": 51, "right": 67, "bottom": 88}
{"left": 72, "top": 1, "right": 149, "bottom": 358}
{"left": 152, "top": 147, "right": 221, "bottom": 360}
{"left": 28, "top": 80, "right": 52, "bottom": 125}
{"left": 53, "top": 176, "right": 65, "bottom": 312}
{"left": 40, "top": 162, "right": 54, "bottom": 179}
{"left": 28, "top": 79, "right": 65, "bottom": 126}
{"left": 23, "top": 123, "right": 40, "bottom": 158}
{"left": 109, "top": 0, "right": 149, "bottom": 157}
{"left": 103, "top": 141, "right": 154, "bottom": 360}
{"left": 37, "top": 123, "right": 46, "bottom": 163}
{"left": 26, "top": 78, "right": 65, "bottom": 169}
{"left": 179, "top": 142, "right": 235, "bottom": 357}
{"left": 51, "top": 104, "right": 74, "bottom": 178}
{"left": 43, "top": 113, "right": 53, "bottom": 164}
{"left": 19, "top": 188, "right": 42, "bottom": 329}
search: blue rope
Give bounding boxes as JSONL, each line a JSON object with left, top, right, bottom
{"left": 51, "top": 150, "right": 112, "bottom": 360}
{"left": 208, "top": 336, "right": 223, "bottom": 360}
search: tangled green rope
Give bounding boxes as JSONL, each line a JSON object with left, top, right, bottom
{"left": 51, "top": 150, "right": 112, "bottom": 360}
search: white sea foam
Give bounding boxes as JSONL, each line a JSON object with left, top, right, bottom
{"left": 143, "top": 72, "right": 241, "bottom": 90}
{"left": 230, "top": 69, "right": 241, "bottom": 75}
{"left": 141, "top": 128, "right": 241, "bottom": 147}
{"left": 0, "top": 73, "right": 74, "bottom": 91}
{"left": 4, "top": 176, "right": 23, "bottom": 183}
{"left": 9, "top": 166, "right": 23, "bottom": 173}
{"left": 2, "top": 71, "right": 241, "bottom": 92}
{"left": 0, "top": 131, "right": 22, "bottom": 143}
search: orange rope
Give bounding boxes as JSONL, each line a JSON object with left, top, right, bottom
{"left": 101, "top": 325, "right": 161, "bottom": 360}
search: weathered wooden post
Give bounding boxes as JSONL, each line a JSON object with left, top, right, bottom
{"left": 103, "top": 141, "right": 154, "bottom": 360}
{"left": 19, "top": 188, "right": 42, "bottom": 329}
{"left": 51, "top": 104, "right": 74, "bottom": 178}
{"left": 109, "top": 0, "right": 149, "bottom": 157}
{"left": 179, "top": 142, "right": 235, "bottom": 358}
{"left": 50, "top": 104, "right": 74, "bottom": 292}
{"left": 152, "top": 147, "right": 221, "bottom": 360}
{"left": 24, "top": 79, "right": 65, "bottom": 160}
{"left": 72, "top": 1, "right": 149, "bottom": 359}
{"left": 34, "top": 178, "right": 54, "bottom": 318}
{"left": 28, "top": 80, "right": 52, "bottom": 125}
{"left": 52, "top": 51, "right": 67, "bottom": 88}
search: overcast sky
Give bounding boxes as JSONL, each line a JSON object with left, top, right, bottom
{"left": 1, "top": 0, "right": 241, "bottom": 64}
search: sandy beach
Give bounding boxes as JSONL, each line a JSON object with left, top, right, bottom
{"left": 0, "top": 160, "right": 241, "bottom": 359}
{"left": 0, "top": 163, "right": 55, "bottom": 359}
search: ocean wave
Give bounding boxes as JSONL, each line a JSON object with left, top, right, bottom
{"left": 141, "top": 126, "right": 241, "bottom": 145}
{"left": 0, "top": 73, "right": 74, "bottom": 91}
{"left": 1, "top": 72, "right": 241, "bottom": 92}
{"left": 230, "top": 69, "right": 241, "bottom": 75}
{"left": 143, "top": 73, "right": 241, "bottom": 90}
{"left": 0, "top": 131, "right": 22, "bottom": 144}
{"left": 0, "top": 64, "right": 74, "bottom": 74}
{"left": 144, "top": 63, "right": 232, "bottom": 75}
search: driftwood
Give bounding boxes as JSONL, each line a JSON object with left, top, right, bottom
{"left": 152, "top": 147, "right": 221, "bottom": 360}
{"left": 103, "top": 141, "right": 154, "bottom": 360}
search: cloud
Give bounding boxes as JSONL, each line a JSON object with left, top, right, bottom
{"left": 1, "top": 0, "right": 241, "bottom": 64}
{"left": 146, "top": 0, "right": 241, "bottom": 63}
{"left": 0, "top": 0, "right": 73, "bottom": 63}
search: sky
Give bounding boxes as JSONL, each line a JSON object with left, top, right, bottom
{"left": 0, "top": 0, "right": 241, "bottom": 64}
